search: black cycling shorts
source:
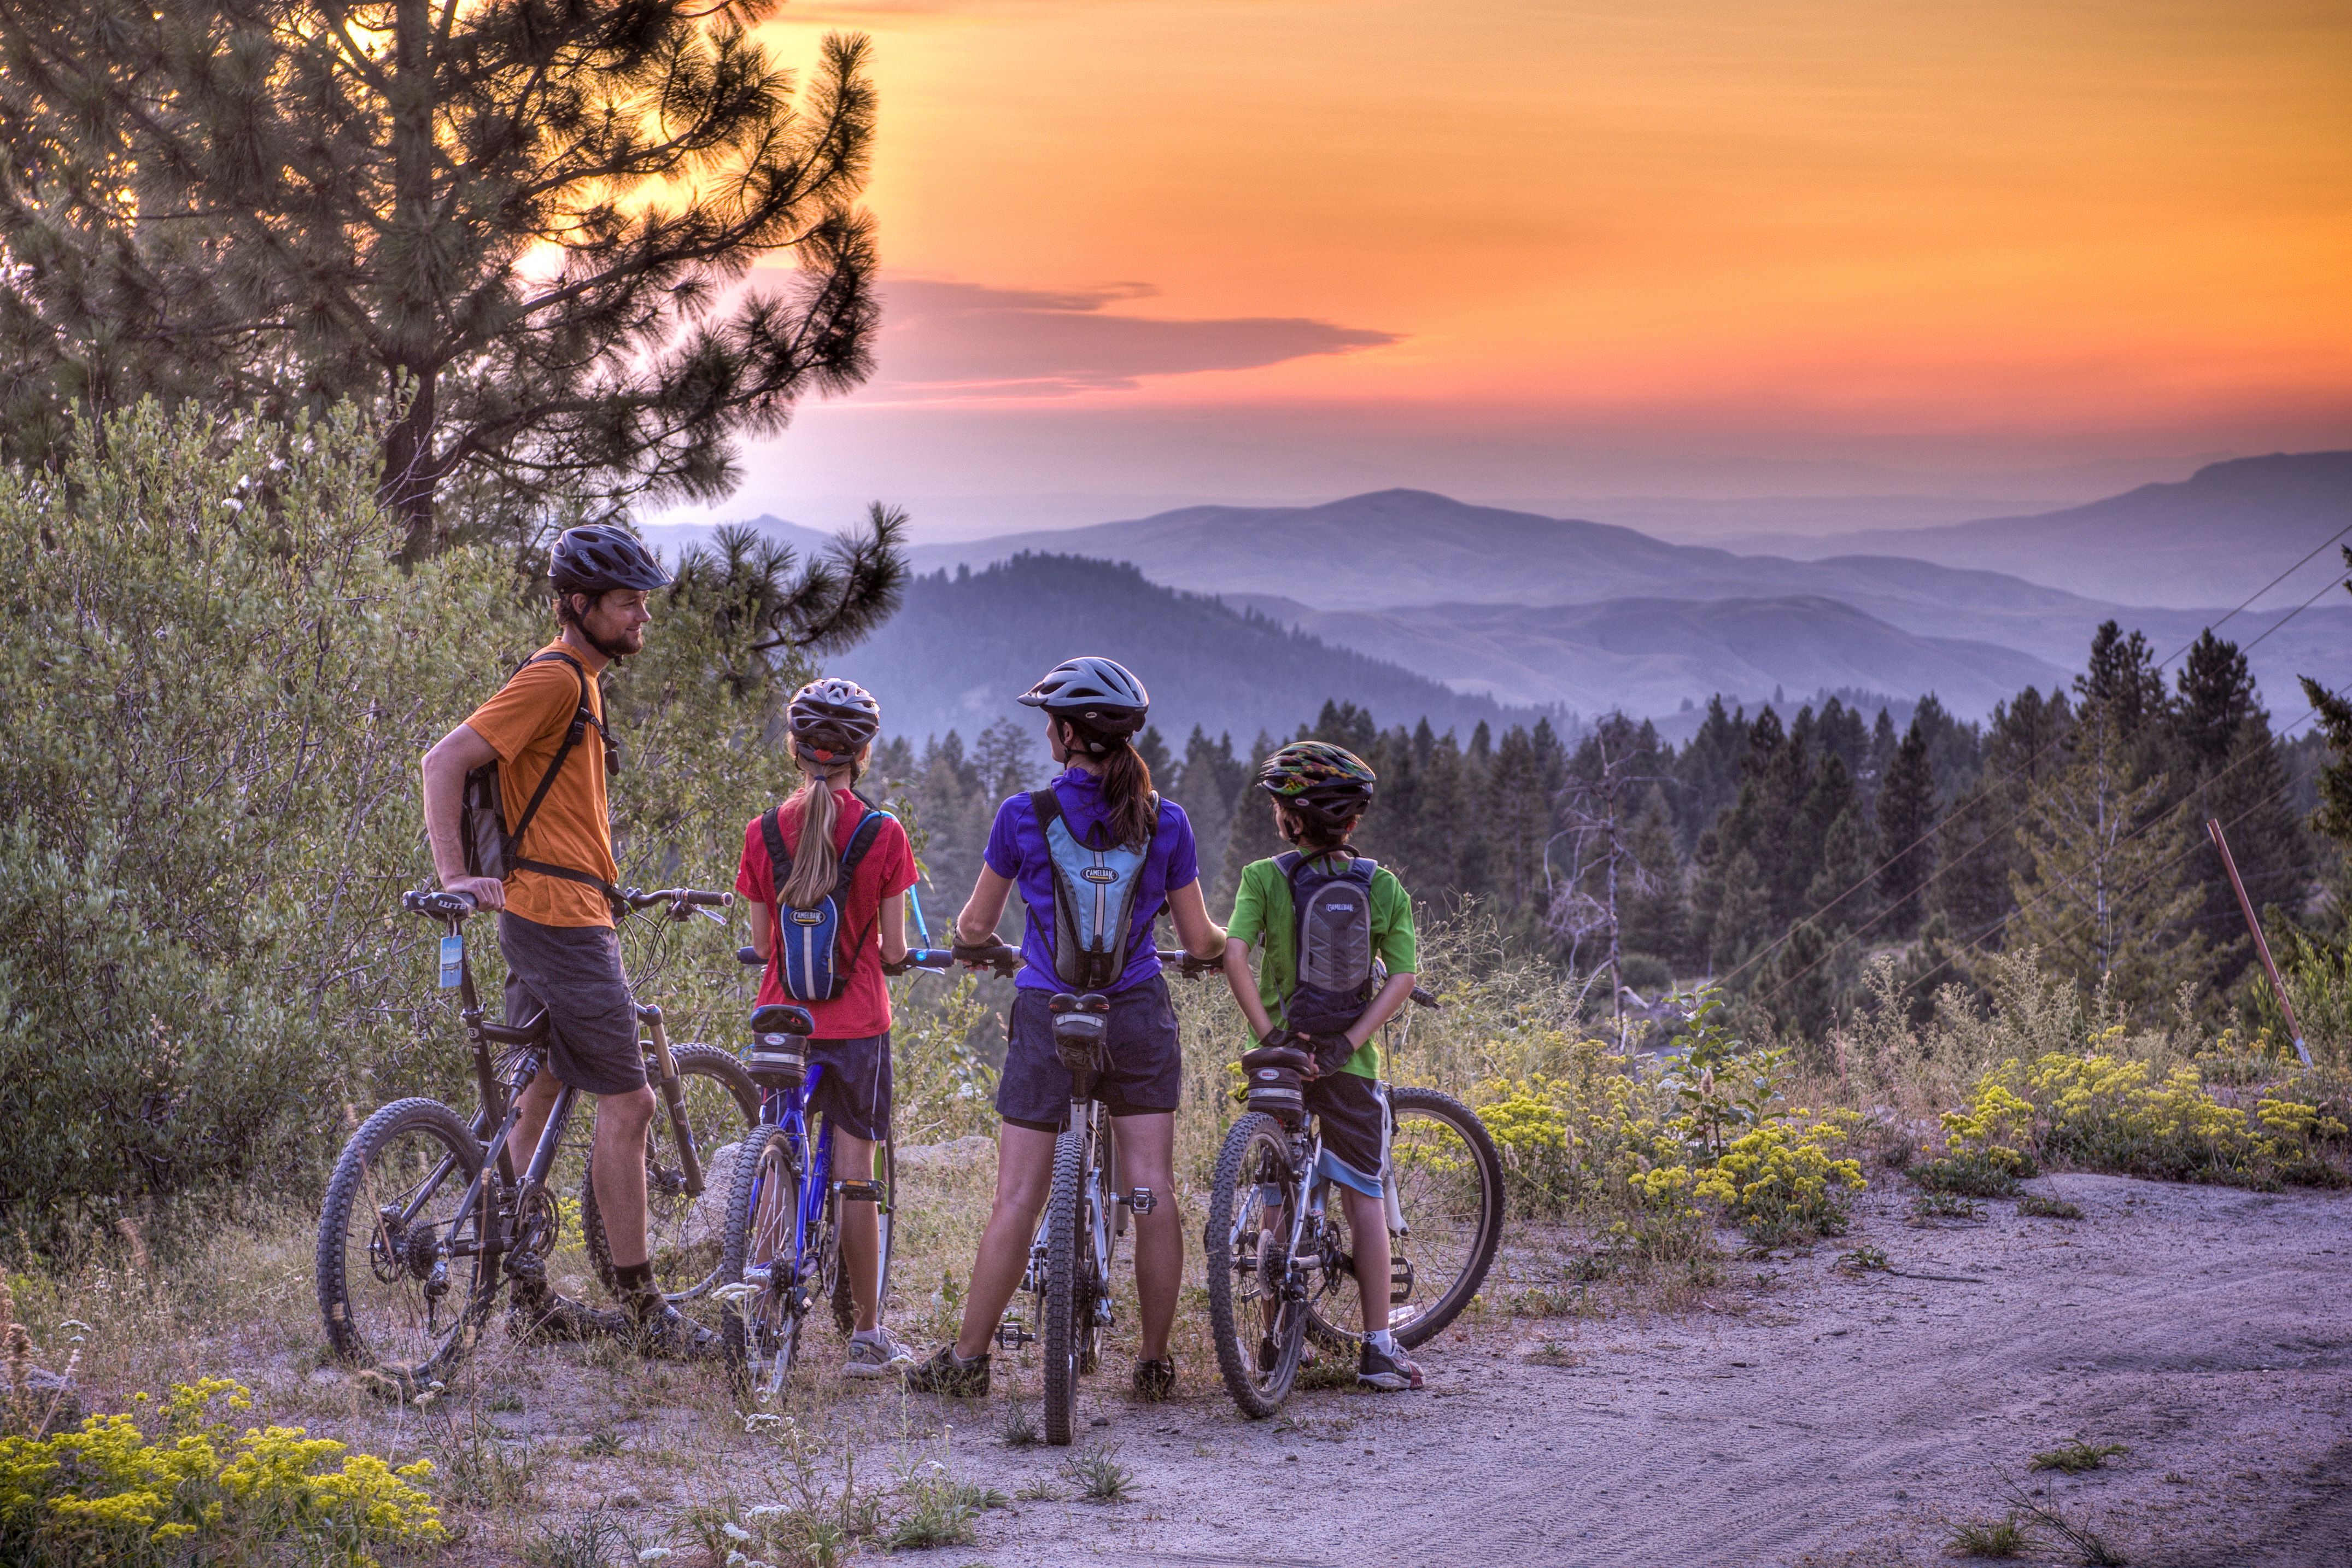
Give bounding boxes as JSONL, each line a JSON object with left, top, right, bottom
{"left": 996, "top": 974, "right": 1182, "bottom": 1132}
{"left": 498, "top": 912, "right": 646, "bottom": 1097}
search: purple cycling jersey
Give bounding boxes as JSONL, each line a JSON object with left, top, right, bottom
{"left": 982, "top": 767, "right": 1200, "bottom": 993}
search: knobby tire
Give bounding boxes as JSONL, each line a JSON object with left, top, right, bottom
{"left": 315, "top": 1097, "right": 489, "bottom": 1397}
{"left": 1041, "top": 1126, "right": 1086, "bottom": 1446}
{"left": 1206, "top": 1113, "right": 1307, "bottom": 1418}
{"left": 583, "top": 1043, "right": 758, "bottom": 1308}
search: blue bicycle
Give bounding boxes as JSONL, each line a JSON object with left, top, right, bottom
{"left": 717, "top": 896, "right": 952, "bottom": 1399}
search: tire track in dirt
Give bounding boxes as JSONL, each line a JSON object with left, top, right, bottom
{"left": 939, "top": 1173, "right": 2352, "bottom": 1566}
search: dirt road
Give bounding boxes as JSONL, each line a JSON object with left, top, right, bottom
{"left": 922, "top": 1172, "right": 2350, "bottom": 1567}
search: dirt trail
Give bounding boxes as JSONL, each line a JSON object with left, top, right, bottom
{"left": 923, "top": 1173, "right": 2351, "bottom": 1567}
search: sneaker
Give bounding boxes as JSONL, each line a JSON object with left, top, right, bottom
{"left": 903, "top": 1343, "right": 991, "bottom": 1398}
{"left": 1133, "top": 1357, "right": 1175, "bottom": 1402}
{"left": 1357, "top": 1333, "right": 1423, "bottom": 1391}
{"left": 842, "top": 1327, "right": 916, "bottom": 1379}
{"left": 508, "top": 1278, "right": 630, "bottom": 1344}
{"left": 623, "top": 1296, "right": 723, "bottom": 1361}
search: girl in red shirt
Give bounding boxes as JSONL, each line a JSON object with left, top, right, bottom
{"left": 734, "top": 678, "right": 918, "bottom": 1378}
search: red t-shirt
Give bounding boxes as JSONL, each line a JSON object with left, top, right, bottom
{"left": 734, "top": 791, "right": 917, "bottom": 1040}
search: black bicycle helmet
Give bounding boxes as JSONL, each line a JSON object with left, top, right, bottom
{"left": 550, "top": 524, "right": 672, "bottom": 595}
{"left": 1017, "top": 656, "right": 1149, "bottom": 752}
{"left": 1256, "top": 740, "right": 1377, "bottom": 834}
{"left": 787, "top": 677, "right": 882, "bottom": 765}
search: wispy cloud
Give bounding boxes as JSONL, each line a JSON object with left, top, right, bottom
{"left": 863, "top": 277, "right": 1398, "bottom": 399}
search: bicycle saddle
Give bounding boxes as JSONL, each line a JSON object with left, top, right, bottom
{"left": 1240, "top": 1044, "right": 1313, "bottom": 1075}
{"left": 751, "top": 1003, "right": 815, "bottom": 1038}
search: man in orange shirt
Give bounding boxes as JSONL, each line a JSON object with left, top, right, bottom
{"left": 418, "top": 525, "right": 715, "bottom": 1358}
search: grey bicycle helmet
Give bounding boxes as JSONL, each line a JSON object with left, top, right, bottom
{"left": 788, "top": 677, "right": 882, "bottom": 765}
{"left": 551, "top": 524, "right": 671, "bottom": 594}
{"left": 1017, "top": 656, "right": 1149, "bottom": 751}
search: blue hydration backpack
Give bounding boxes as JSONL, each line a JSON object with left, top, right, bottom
{"left": 1278, "top": 849, "right": 1379, "bottom": 1034}
{"left": 1032, "top": 787, "right": 1154, "bottom": 991}
{"left": 760, "top": 801, "right": 891, "bottom": 1003}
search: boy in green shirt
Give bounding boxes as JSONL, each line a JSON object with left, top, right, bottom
{"left": 1222, "top": 740, "right": 1424, "bottom": 1390}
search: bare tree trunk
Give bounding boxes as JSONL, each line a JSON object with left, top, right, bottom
{"left": 384, "top": 0, "right": 441, "bottom": 559}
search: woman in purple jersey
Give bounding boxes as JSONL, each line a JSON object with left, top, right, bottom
{"left": 906, "top": 657, "right": 1225, "bottom": 1403}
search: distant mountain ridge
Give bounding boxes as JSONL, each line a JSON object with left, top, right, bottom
{"left": 1737, "top": 452, "right": 2352, "bottom": 609}
{"left": 840, "top": 553, "right": 1553, "bottom": 749}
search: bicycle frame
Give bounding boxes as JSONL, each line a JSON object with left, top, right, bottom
{"left": 745, "top": 1061, "right": 838, "bottom": 1300}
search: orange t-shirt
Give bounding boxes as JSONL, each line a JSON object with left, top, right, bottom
{"left": 463, "top": 641, "right": 619, "bottom": 928}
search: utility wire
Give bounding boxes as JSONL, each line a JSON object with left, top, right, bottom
{"left": 1752, "top": 677, "right": 2345, "bottom": 1011}
{"left": 1711, "top": 534, "right": 2351, "bottom": 995}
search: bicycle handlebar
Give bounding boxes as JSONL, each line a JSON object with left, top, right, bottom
{"left": 404, "top": 889, "right": 477, "bottom": 918}
{"left": 950, "top": 941, "right": 1022, "bottom": 979}
{"left": 1156, "top": 948, "right": 1223, "bottom": 979}
{"left": 1411, "top": 985, "right": 1441, "bottom": 1009}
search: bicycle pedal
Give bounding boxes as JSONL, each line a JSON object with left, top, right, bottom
{"left": 836, "top": 1180, "right": 885, "bottom": 1203}
{"left": 1390, "top": 1256, "right": 1415, "bottom": 1304}
{"left": 1122, "top": 1186, "right": 1157, "bottom": 1215}
{"left": 994, "top": 1318, "right": 1035, "bottom": 1350}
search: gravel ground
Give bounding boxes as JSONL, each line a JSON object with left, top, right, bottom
{"left": 901, "top": 1171, "right": 2351, "bottom": 1567}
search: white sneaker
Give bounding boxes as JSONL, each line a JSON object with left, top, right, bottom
{"left": 842, "top": 1327, "right": 915, "bottom": 1378}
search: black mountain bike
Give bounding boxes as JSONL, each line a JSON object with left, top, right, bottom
{"left": 316, "top": 887, "right": 756, "bottom": 1394}
{"left": 961, "top": 941, "right": 1218, "bottom": 1445}
{"left": 1204, "top": 988, "right": 1505, "bottom": 1417}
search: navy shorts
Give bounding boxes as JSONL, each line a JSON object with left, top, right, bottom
{"left": 997, "top": 974, "right": 1181, "bottom": 1131}
{"left": 1306, "top": 1070, "right": 1386, "bottom": 1198}
{"left": 499, "top": 913, "right": 646, "bottom": 1097}
{"left": 806, "top": 1032, "right": 892, "bottom": 1144}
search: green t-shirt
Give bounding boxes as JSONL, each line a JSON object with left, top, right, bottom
{"left": 1227, "top": 853, "right": 1418, "bottom": 1078}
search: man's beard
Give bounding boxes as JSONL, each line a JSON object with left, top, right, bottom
{"left": 583, "top": 622, "right": 641, "bottom": 659}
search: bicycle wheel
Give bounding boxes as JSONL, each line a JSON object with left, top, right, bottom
{"left": 316, "top": 1098, "right": 492, "bottom": 1395}
{"left": 1206, "top": 1113, "right": 1307, "bottom": 1418}
{"left": 1040, "top": 1125, "right": 1085, "bottom": 1446}
{"left": 1307, "top": 1085, "right": 1504, "bottom": 1352}
{"left": 719, "top": 1126, "right": 803, "bottom": 1400}
{"left": 830, "top": 1134, "right": 896, "bottom": 1338}
{"left": 584, "top": 1043, "right": 759, "bottom": 1307}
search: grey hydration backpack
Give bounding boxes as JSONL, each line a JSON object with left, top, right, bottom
{"left": 1279, "top": 849, "right": 1378, "bottom": 1034}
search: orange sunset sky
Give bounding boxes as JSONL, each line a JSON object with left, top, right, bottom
{"left": 706, "top": 0, "right": 2352, "bottom": 539}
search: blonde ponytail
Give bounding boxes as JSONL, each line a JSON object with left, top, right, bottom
{"left": 779, "top": 752, "right": 862, "bottom": 908}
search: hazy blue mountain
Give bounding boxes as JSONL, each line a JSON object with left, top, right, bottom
{"left": 1224, "top": 594, "right": 2070, "bottom": 718}
{"left": 892, "top": 481, "right": 2352, "bottom": 720}
{"left": 834, "top": 553, "right": 1555, "bottom": 749}
{"left": 1747, "top": 452, "right": 2352, "bottom": 609}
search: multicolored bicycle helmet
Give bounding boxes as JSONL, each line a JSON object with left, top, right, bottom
{"left": 787, "top": 677, "right": 882, "bottom": 766}
{"left": 1256, "top": 740, "right": 1377, "bottom": 833}
{"left": 550, "top": 523, "right": 671, "bottom": 594}
{"left": 1017, "top": 656, "right": 1149, "bottom": 754}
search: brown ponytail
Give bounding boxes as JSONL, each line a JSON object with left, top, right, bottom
{"left": 779, "top": 750, "right": 864, "bottom": 908}
{"left": 1096, "top": 738, "right": 1158, "bottom": 852}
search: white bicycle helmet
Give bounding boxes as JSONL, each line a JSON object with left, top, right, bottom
{"left": 787, "top": 677, "right": 882, "bottom": 765}
{"left": 1018, "top": 656, "right": 1150, "bottom": 752}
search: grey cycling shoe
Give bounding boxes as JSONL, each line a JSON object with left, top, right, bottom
{"left": 623, "top": 1296, "right": 723, "bottom": 1361}
{"left": 904, "top": 1344, "right": 991, "bottom": 1397}
{"left": 508, "top": 1272, "right": 630, "bottom": 1344}
{"left": 843, "top": 1327, "right": 917, "bottom": 1379}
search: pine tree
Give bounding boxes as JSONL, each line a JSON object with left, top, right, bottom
{"left": 1620, "top": 786, "right": 1688, "bottom": 968}
{"left": 0, "top": 3, "right": 879, "bottom": 554}
{"left": 2168, "top": 633, "right": 2311, "bottom": 978}
{"left": 1934, "top": 686, "right": 2071, "bottom": 944}
{"left": 2009, "top": 717, "right": 2208, "bottom": 1016}
{"left": 1806, "top": 803, "right": 1880, "bottom": 935}
{"left": 1671, "top": 696, "right": 1748, "bottom": 850}
{"left": 1875, "top": 719, "right": 1937, "bottom": 937}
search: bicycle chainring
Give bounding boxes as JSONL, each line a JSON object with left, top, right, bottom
{"left": 511, "top": 1185, "right": 560, "bottom": 1266}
